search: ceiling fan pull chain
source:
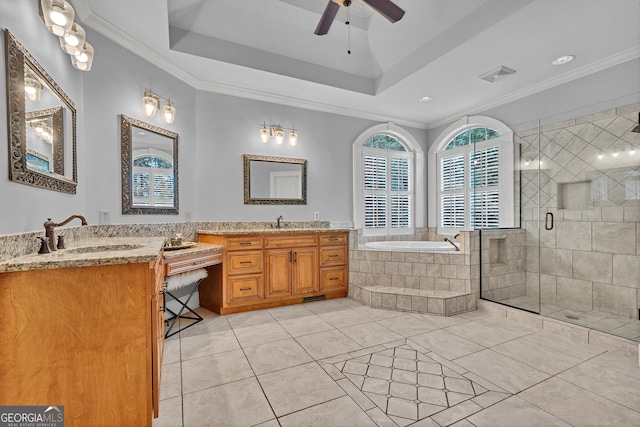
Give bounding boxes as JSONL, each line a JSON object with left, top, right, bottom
{"left": 346, "top": 7, "right": 351, "bottom": 54}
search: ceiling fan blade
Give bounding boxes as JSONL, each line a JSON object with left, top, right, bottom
{"left": 362, "top": 0, "right": 405, "bottom": 23}
{"left": 315, "top": 1, "right": 340, "bottom": 35}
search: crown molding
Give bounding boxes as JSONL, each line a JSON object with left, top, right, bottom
{"left": 427, "top": 46, "right": 640, "bottom": 130}
{"left": 71, "top": 0, "right": 427, "bottom": 130}
{"left": 72, "top": 1, "right": 638, "bottom": 133}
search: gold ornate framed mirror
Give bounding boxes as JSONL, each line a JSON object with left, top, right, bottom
{"left": 121, "top": 114, "right": 179, "bottom": 215}
{"left": 243, "top": 154, "right": 307, "bottom": 205}
{"left": 4, "top": 29, "right": 77, "bottom": 194}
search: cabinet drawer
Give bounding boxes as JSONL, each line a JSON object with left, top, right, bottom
{"left": 264, "top": 235, "right": 317, "bottom": 249}
{"left": 319, "top": 246, "right": 347, "bottom": 267}
{"left": 226, "top": 236, "right": 263, "bottom": 251}
{"left": 164, "top": 252, "right": 222, "bottom": 276}
{"left": 227, "top": 251, "right": 263, "bottom": 275}
{"left": 320, "top": 267, "right": 347, "bottom": 292}
{"left": 227, "top": 274, "right": 264, "bottom": 305}
{"left": 319, "top": 234, "right": 347, "bottom": 246}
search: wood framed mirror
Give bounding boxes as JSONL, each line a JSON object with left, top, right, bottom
{"left": 243, "top": 154, "right": 307, "bottom": 205}
{"left": 5, "top": 29, "right": 77, "bottom": 194}
{"left": 120, "top": 114, "right": 179, "bottom": 215}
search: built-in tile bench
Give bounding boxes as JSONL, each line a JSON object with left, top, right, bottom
{"left": 349, "top": 283, "right": 473, "bottom": 316}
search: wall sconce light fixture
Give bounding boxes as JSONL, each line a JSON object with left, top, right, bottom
{"left": 39, "top": 0, "right": 94, "bottom": 71}
{"left": 259, "top": 122, "right": 299, "bottom": 146}
{"left": 143, "top": 90, "right": 176, "bottom": 124}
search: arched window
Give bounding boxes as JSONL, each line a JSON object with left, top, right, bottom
{"left": 133, "top": 153, "right": 174, "bottom": 206}
{"left": 354, "top": 123, "right": 424, "bottom": 236}
{"left": 428, "top": 116, "right": 515, "bottom": 234}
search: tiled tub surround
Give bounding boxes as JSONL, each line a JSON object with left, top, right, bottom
{"left": 479, "top": 228, "right": 527, "bottom": 302}
{"left": 349, "top": 230, "right": 481, "bottom": 316}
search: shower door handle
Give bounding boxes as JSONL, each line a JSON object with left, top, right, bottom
{"left": 545, "top": 212, "right": 554, "bottom": 230}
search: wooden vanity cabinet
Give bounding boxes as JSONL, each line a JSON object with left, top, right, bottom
{"left": 198, "top": 231, "right": 348, "bottom": 314}
{"left": 265, "top": 236, "right": 318, "bottom": 298}
{"left": 0, "top": 256, "right": 164, "bottom": 427}
{"left": 319, "top": 234, "right": 348, "bottom": 293}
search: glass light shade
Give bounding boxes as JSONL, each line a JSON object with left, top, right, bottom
{"left": 143, "top": 95, "right": 158, "bottom": 117}
{"left": 40, "top": 0, "right": 75, "bottom": 37}
{"left": 162, "top": 103, "right": 176, "bottom": 124}
{"left": 274, "top": 129, "right": 284, "bottom": 144}
{"left": 59, "top": 22, "right": 86, "bottom": 55}
{"left": 24, "top": 77, "right": 42, "bottom": 101}
{"left": 288, "top": 130, "right": 297, "bottom": 146}
{"left": 260, "top": 126, "right": 270, "bottom": 143}
{"left": 71, "top": 42, "right": 94, "bottom": 71}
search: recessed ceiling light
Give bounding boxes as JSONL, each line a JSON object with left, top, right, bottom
{"left": 552, "top": 55, "right": 575, "bottom": 65}
{"left": 419, "top": 96, "right": 433, "bottom": 102}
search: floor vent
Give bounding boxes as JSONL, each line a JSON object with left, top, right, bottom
{"left": 303, "top": 294, "right": 326, "bottom": 303}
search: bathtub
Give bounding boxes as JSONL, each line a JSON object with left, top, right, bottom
{"left": 363, "top": 241, "right": 459, "bottom": 252}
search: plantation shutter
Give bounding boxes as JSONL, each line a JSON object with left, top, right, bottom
{"left": 390, "top": 157, "right": 411, "bottom": 228}
{"left": 362, "top": 147, "right": 413, "bottom": 233}
{"left": 364, "top": 155, "right": 387, "bottom": 229}
{"left": 470, "top": 146, "right": 500, "bottom": 228}
{"left": 440, "top": 154, "right": 465, "bottom": 229}
{"left": 153, "top": 173, "right": 174, "bottom": 206}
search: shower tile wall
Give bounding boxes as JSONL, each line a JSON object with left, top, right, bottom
{"left": 518, "top": 103, "right": 640, "bottom": 319}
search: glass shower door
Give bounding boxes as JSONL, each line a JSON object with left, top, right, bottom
{"left": 480, "top": 119, "right": 541, "bottom": 314}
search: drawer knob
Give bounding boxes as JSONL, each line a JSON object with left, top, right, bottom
{"left": 329, "top": 277, "right": 339, "bottom": 281}
{"left": 329, "top": 254, "right": 339, "bottom": 258}
{"left": 239, "top": 242, "right": 252, "bottom": 245}
{"left": 240, "top": 287, "right": 252, "bottom": 291}
{"left": 239, "top": 261, "right": 252, "bottom": 265}
{"left": 193, "top": 260, "right": 205, "bottom": 265}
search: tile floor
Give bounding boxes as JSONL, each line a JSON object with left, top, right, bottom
{"left": 153, "top": 298, "right": 640, "bottom": 427}
{"left": 500, "top": 295, "right": 640, "bottom": 341}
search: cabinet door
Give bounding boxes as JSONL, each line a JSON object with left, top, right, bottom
{"left": 292, "top": 248, "right": 319, "bottom": 295}
{"left": 265, "top": 249, "right": 293, "bottom": 299}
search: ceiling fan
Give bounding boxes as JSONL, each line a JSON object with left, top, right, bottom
{"left": 314, "top": 0, "right": 405, "bottom": 35}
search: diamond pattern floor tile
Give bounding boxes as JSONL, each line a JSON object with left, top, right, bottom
{"left": 336, "top": 344, "right": 503, "bottom": 422}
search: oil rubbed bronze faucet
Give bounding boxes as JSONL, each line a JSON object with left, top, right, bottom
{"left": 44, "top": 215, "right": 88, "bottom": 251}
{"left": 276, "top": 215, "right": 284, "bottom": 229}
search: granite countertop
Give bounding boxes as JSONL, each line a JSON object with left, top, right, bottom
{"left": 197, "top": 228, "right": 351, "bottom": 235}
{"left": 0, "top": 237, "right": 166, "bottom": 273}
{"left": 162, "top": 242, "right": 223, "bottom": 259}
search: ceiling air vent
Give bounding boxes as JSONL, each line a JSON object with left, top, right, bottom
{"left": 478, "top": 66, "right": 516, "bottom": 83}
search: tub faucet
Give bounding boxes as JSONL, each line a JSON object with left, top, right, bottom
{"left": 443, "top": 237, "right": 460, "bottom": 251}
{"left": 44, "top": 215, "right": 87, "bottom": 251}
{"left": 275, "top": 215, "right": 284, "bottom": 229}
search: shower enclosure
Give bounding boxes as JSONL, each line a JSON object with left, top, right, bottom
{"left": 480, "top": 101, "right": 640, "bottom": 342}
